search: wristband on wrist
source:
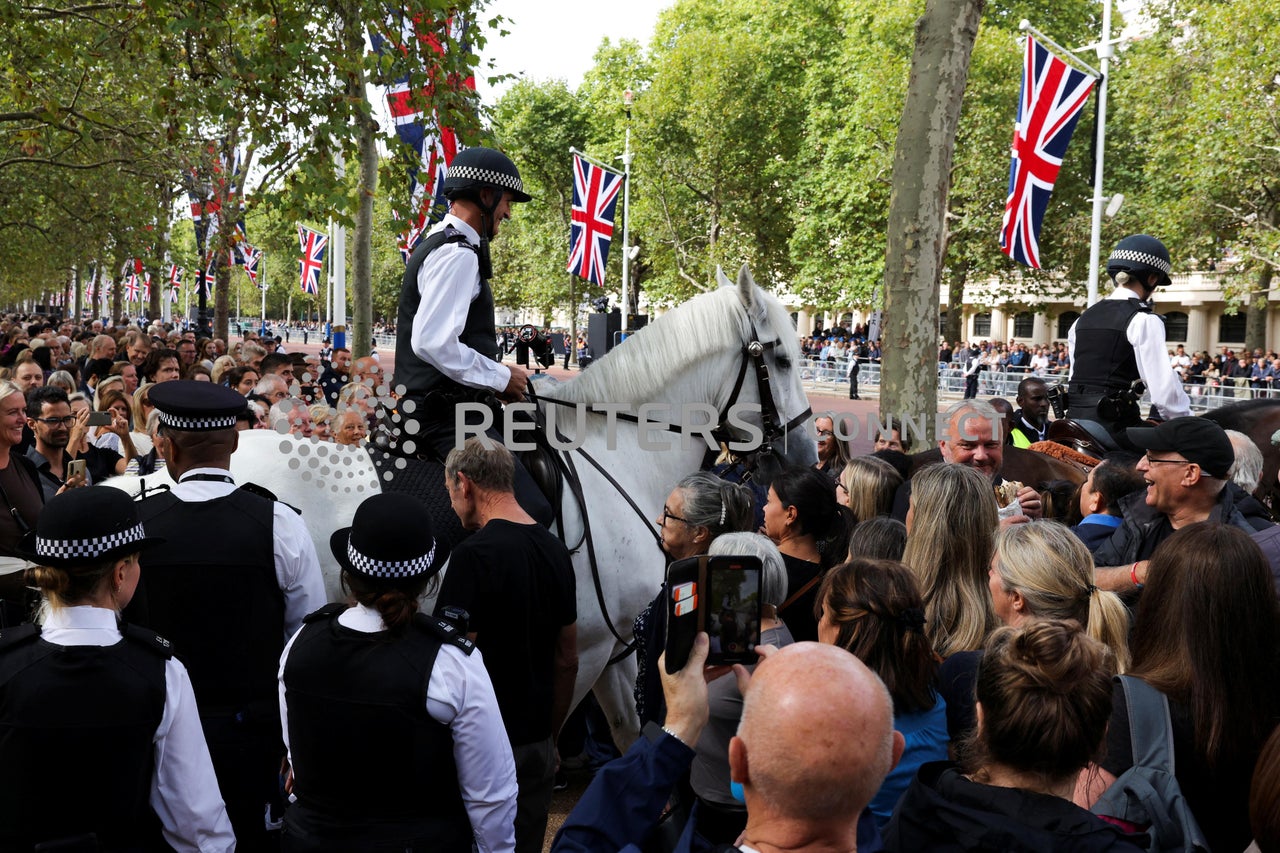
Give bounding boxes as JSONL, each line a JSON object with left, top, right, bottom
{"left": 1130, "top": 562, "right": 1144, "bottom": 589}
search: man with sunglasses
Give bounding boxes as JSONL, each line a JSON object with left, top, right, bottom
{"left": 1092, "top": 418, "right": 1266, "bottom": 594}
{"left": 23, "top": 386, "right": 130, "bottom": 500}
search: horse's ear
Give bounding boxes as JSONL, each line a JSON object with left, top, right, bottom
{"left": 716, "top": 266, "right": 734, "bottom": 290}
{"left": 736, "top": 264, "right": 766, "bottom": 320}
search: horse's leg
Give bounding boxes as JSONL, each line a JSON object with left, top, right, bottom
{"left": 591, "top": 648, "right": 642, "bottom": 753}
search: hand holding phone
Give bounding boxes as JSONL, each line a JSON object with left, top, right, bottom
{"left": 64, "top": 458, "right": 87, "bottom": 487}
{"left": 664, "top": 555, "right": 763, "bottom": 672}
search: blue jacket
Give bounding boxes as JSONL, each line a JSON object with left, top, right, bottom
{"left": 553, "top": 723, "right": 884, "bottom": 853}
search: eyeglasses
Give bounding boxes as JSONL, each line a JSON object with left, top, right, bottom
{"left": 816, "top": 429, "right": 834, "bottom": 438}
{"left": 1144, "top": 453, "right": 1191, "bottom": 467}
{"left": 661, "top": 506, "right": 689, "bottom": 525}
{"left": 32, "top": 416, "right": 75, "bottom": 426}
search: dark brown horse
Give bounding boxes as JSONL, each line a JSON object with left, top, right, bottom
{"left": 1202, "top": 399, "right": 1280, "bottom": 516}
{"left": 908, "top": 445, "right": 1088, "bottom": 521}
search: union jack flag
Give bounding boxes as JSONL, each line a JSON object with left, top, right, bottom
{"left": 84, "top": 279, "right": 94, "bottom": 301}
{"left": 124, "top": 274, "right": 140, "bottom": 303}
{"left": 244, "top": 246, "right": 262, "bottom": 287}
{"left": 199, "top": 259, "right": 216, "bottom": 298}
{"left": 297, "top": 226, "right": 328, "bottom": 295}
{"left": 141, "top": 272, "right": 151, "bottom": 303}
{"left": 168, "top": 264, "right": 184, "bottom": 290}
{"left": 999, "top": 37, "right": 1097, "bottom": 269}
{"left": 567, "top": 154, "right": 624, "bottom": 286}
{"left": 370, "top": 11, "right": 473, "bottom": 262}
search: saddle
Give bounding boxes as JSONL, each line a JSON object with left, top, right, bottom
{"left": 1046, "top": 418, "right": 1121, "bottom": 460}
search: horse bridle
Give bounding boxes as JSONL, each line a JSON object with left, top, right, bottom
{"left": 530, "top": 319, "right": 812, "bottom": 662}
{"left": 712, "top": 321, "right": 813, "bottom": 460}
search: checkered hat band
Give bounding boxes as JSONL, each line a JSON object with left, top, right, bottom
{"left": 1109, "top": 249, "right": 1171, "bottom": 275}
{"left": 158, "top": 411, "right": 237, "bottom": 430}
{"left": 37, "top": 522, "right": 146, "bottom": 560}
{"left": 347, "top": 540, "right": 436, "bottom": 579}
{"left": 447, "top": 165, "right": 525, "bottom": 194}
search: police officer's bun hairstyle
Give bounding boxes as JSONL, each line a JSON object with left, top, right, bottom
{"left": 675, "top": 471, "right": 754, "bottom": 537}
{"left": 965, "top": 620, "right": 1115, "bottom": 785}
{"left": 341, "top": 571, "right": 434, "bottom": 635}
{"left": 30, "top": 559, "right": 119, "bottom": 608}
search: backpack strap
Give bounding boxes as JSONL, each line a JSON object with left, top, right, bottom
{"left": 1116, "top": 675, "right": 1177, "bottom": 773}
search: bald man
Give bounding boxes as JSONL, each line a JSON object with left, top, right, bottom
{"left": 553, "top": 638, "right": 901, "bottom": 852}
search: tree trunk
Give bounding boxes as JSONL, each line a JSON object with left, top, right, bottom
{"left": 352, "top": 114, "right": 377, "bottom": 360}
{"left": 111, "top": 257, "right": 123, "bottom": 324}
{"left": 880, "top": 0, "right": 985, "bottom": 441}
{"left": 945, "top": 259, "right": 968, "bottom": 343}
{"left": 1246, "top": 265, "right": 1272, "bottom": 352}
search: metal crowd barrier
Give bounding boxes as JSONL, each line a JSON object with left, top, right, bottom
{"left": 798, "top": 357, "right": 1248, "bottom": 414}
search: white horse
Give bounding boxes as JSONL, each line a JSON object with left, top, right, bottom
{"left": 108, "top": 265, "right": 815, "bottom": 748}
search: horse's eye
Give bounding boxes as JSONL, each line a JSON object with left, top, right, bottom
{"left": 775, "top": 356, "right": 791, "bottom": 370}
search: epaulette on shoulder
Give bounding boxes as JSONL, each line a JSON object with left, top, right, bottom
{"left": 413, "top": 612, "right": 475, "bottom": 655}
{"left": 122, "top": 623, "right": 174, "bottom": 659}
{"left": 303, "top": 602, "right": 348, "bottom": 624}
{"left": 0, "top": 622, "right": 38, "bottom": 651}
{"left": 238, "top": 482, "right": 303, "bottom": 515}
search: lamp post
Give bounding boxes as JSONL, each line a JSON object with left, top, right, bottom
{"left": 619, "top": 89, "right": 634, "bottom": 332}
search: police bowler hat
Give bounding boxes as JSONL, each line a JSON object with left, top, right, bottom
{"left": 20, "top": 487, "right": 164, "bottom": 569}
{"left": 330, "top": 492, "right": 441, "bottom": 581}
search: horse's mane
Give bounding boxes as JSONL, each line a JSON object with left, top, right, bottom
{"left": 544, "top": 286, "right": 799, "bottom": 406}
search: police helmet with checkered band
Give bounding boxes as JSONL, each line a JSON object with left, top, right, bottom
{"left": 1107, "top": 234, "right": 1173, "bottom": 289}
{"left": 443, "top": 146, "right": 532, "bottom": 203}
{"left": 329, "top": 492, "right": 442, "bottom": 582}
{"left": 20, "top": 487, "right": 163, "bottom": 569}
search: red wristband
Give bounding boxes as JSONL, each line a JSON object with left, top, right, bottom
{"left": 1130, "top": 562, "right": 1143, "bottom": 589}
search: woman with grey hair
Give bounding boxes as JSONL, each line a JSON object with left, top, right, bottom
{"left": 690, "top": 532, "right": 793, "bottom": 844}
{"left": 634, "top": 471, "right": 756, "bottom": 727}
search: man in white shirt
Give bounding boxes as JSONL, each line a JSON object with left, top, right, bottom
{"left": 1067, "top": 235, "right": 1191, "bottom": 446}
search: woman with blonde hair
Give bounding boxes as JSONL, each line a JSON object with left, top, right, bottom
{"left": 210, "top": 355, "right": 237, "bottom": 385}
{"left": 838, "top": 455, "right": 903, "bottom": 523}
{"left": 901, "top": 463, "right": 999, "bottom": 659}
{"left": 309, "top": 403, "right": 335, "bottom": 441}
{"left": 0, "top": 487, "right": 233, "bottom": 850}
{"left": 939, "top": 521, "right": 1130, "bottom": 743}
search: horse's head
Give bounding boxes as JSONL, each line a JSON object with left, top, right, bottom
{"left": 716, "top": 264, "right": 817, "bottom": 474}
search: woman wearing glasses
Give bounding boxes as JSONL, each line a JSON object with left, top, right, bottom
{"left": 633, "top": 471, "right": 755, "bottom": 725}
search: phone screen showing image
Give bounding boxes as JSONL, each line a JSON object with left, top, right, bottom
{"left": 705, "top": 558, "right": 762, "bottom": 665}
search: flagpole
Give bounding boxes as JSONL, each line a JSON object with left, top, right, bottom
{"left": 619, "top": 90, "right": 634, "bottom": 332}
{"left": 261, "top": 251, "right": 267, "bottom": 333}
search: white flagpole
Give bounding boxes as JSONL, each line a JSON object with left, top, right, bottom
{"left": 261, "top": 251, "right": 267, "bottom": 330}
{"left": 620, "top": 89, "right": 634, "bottom": 332}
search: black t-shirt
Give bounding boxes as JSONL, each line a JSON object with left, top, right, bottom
{"left": 434, "top": 519, "right": 576, "bottom": 746}
{"left": 1101, "top": 680, "right": 1257, "bottom": 853}
{"left": 777, "top": 553, "right": 822, "bottom": 642}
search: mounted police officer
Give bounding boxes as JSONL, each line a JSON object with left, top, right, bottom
{"left": 122, "top": 380, "right": 326, "bottom": 851}
{"left": 393, "top": 146, "right": 551, "bottom": 525}
{"left": 1066, "top": 235, "right": 1191, "bottom": 445}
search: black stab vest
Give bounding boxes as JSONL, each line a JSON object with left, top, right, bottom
{"left": 124, "top": 487, "right": 283, "bottom": 717}
{"left": 1071, "top": 298, "right": 1150, "bottom": 393}
{"left": 0, "top": 621, "right": 170, "bottom": 852}
{"left": 281, "top": 605, "right": 473, "bottom": 850}
{"left": 394, "top": 226, "right": 500, "bottom": 398}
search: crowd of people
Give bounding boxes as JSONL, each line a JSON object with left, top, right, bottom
{"left": 560, "top": 395, "right": 1280, "bottom": 852}
{"left": 0, "top": 315, "right": 386, "bottom": 470}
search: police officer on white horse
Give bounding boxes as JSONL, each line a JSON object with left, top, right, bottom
{"left": 393, "top": 146, "right": 552, "bottom": 525}
{"left": 1066, "top": 234, "right": 1191, "bottom": 445}
{"left": 123, "top": 380, "right": 326, "bottom": 850}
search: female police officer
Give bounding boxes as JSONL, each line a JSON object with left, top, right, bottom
{"left": 278, "top": 492, "right": 517, "bottom": 852}
{"left": 0, "top": 487, "right": 234, "bottom": 851}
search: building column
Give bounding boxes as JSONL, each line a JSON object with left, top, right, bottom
{"left": 989, "top": 308, "right": 1006, "bottom": 343}
{"left": 796, "top": 309, "right": 812, "bottom": 337}
{"left": 1186, "top": 306, "right": 1208, "bottom": 354}
{"left": 1032, "top": 312, "right": 1049, "bottom": 344}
